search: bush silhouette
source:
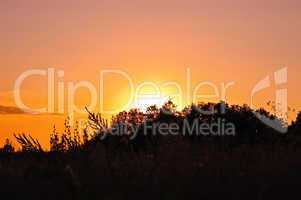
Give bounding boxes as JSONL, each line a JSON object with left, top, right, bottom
{"left": 0, "top": 101, "right": 300, "bottom": 200}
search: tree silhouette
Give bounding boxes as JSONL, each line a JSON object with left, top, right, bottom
{"left": 0, "top": 138, "right": 14, "bottom": 153}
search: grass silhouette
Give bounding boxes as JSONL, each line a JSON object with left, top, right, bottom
{"left": 0, "top": 101, "right": 301, "bottom": 200}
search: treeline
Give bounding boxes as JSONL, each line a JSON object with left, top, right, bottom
{"left": 1, "top": 100, "right": 301, "bottom": 153}
{"left": 0, "top": 101, "right": 301, "bottom": 200}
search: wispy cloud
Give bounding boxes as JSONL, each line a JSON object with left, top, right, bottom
{"left": 0, "top": 105, "right": 28, "bottom": 114}
{"left": 0, "top": 105, "right": 63, "bottom": 115}
{"left": 0, "top": 91, "right": 63, "bottom": 115}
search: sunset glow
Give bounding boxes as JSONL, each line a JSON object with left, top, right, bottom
{"left": 1, "top": 0, "right": 301, "bottom": 148}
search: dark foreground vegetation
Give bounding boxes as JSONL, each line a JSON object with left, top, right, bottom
{"left": 1, "top": 101, "right": 301, "bottom": 200}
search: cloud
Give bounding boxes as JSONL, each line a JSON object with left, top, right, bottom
{"left": 0, "top": 105, "right": 63, "bottom": 115}
{"left": 0, "top": 105, "right": 28, "bottom": 114}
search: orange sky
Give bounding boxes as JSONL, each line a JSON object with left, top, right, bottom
{"left": 0, "top": 0, "right": 301, "bottom": 148}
